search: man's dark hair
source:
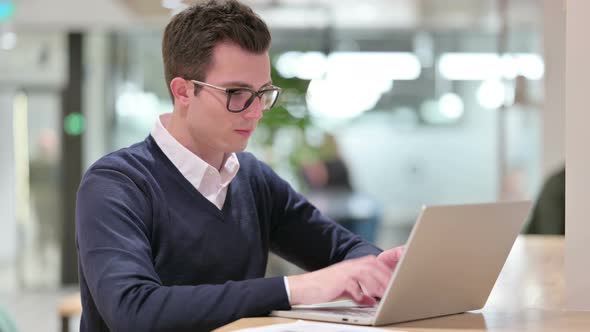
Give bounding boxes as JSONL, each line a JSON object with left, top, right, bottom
{"left": 162, "top": 0, "right": 271, "bottom": 101}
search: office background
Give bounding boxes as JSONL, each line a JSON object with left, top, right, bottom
{"left": 0, "top": 0, "right": 583, "bottom": 331}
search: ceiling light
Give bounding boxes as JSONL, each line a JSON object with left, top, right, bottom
{"left": 1, "top": 31, "right": 16, "bottom": 50}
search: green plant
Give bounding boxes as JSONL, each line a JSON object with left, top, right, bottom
{"left": 255, "top": 60, "right": 321, "bottom": 188}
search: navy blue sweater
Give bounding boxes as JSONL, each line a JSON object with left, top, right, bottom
{"left": 75, "top": 135, "right": 381, "bottom": 332}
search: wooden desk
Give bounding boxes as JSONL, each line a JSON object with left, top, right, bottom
{"left": 216, "top": 235, "right": 590, "bottom": 331}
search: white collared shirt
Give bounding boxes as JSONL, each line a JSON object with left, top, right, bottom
{"left": 151, "top": 113, "right": 240, "bottom": 210}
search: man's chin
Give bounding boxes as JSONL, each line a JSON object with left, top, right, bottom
{"left": 227, "top": 142, "right": 249, "bottom": 153}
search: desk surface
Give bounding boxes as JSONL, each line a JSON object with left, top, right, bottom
{"left": 216, "top": 235, "right": 590, "bottom": 331}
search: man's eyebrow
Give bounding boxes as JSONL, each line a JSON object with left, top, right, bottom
{"left": 221, "top": 81, "right": 273, "bottom": 89}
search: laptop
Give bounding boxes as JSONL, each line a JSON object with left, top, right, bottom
{"left": 271, "top": 201, "right": 532, "bottom": 326}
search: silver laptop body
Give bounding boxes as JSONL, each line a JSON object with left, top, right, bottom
{"left": 271, "top": 201, "right": 532, "bottom": 326}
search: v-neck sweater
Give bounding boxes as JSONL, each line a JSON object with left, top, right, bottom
{"left": 75, "top": 135, "right": 382, "bottom": 332}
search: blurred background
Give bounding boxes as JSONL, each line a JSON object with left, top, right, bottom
{"left": 0, "top": 0, "right": 565, "bottom": 331}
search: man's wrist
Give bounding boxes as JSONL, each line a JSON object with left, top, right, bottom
{"left": 283, "top": 276, "right": 292, "bottom": 304}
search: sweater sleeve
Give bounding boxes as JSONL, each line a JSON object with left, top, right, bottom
{"left": 258, "top": 161, "right": 382, "bottom": 271}
{"left": 76, "top": 168, "right": 290, "bottom": 332}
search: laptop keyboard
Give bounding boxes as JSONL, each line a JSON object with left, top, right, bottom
{"left": 294, "top": 306, "right": 378, "bottom": 318}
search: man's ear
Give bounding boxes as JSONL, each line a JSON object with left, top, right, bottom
{"left": 170, "top": 78, "right": 192, "bottom": 106}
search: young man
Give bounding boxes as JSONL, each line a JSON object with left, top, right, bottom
{"left": 76, "top": 1, "right": 403, "bottom": 331}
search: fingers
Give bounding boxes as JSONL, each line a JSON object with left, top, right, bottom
{"left": 357, "top": 293, "right": 378, "bottom": 306}
{"left": 287, "top": 255, "right": 394, "bottom": 305}
{"left": 346, "top": 280, "right": 364, "bottom": 302}
{"left": 377, "top": 246, "right": 406, "bottom": 270}
{"left": 358, "top": 274, "right": 386, "bottom": 298}
{"left": 352, "top": 256, "right": 391, "bottom": 298}
{"left": 345, "top": 280, "right": 377, "bottom": 306}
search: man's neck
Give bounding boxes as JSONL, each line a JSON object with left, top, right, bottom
{"left": 166, "top": 112, "right": 226, "bottom": 170}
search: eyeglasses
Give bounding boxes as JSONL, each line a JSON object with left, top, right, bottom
{"left": 190, "top": 79, "right": 282, "bottom": 113}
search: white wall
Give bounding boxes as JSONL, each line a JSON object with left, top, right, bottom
{"left": 339, "top": 101, "right": 499, "bottom": 226}
{"left": 83, "top": 32, "right": 110, "bottom": 170}
{"left": 542, "top": 0, "right": 565, "bottom": 177}
{"left": 0, "top": 90, "right": 17, "bottom": 264}
{"left": 14, "top": 0, "right": 135, "bottom": 30}
{"left": 565, "top": 0, "right": 590, "bottom": 311}
{"left": 0, "top": 32, "right": 66, "bottom": 88}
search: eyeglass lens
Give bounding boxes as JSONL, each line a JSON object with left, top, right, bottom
{"left": 228, "top": 89, "right": 279, "bottom": 112}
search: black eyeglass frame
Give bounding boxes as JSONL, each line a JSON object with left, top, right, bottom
{"left": 190, "top": 79, "right": 282, "bottom": 113}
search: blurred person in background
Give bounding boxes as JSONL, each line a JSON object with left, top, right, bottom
{"left": 75, "top": 1, "right": 404, "bottom": 331}
{"left": 525, "top": 167, "right": 565, "bottom": 235}
{"left": 29, "top": 129, "right": 62, "bottom": 273}
{"left": 301, "top": 134, "right": 380, "bottom": 242}
{"left": 301, "top": 134, "right": 353, "bottom": 192}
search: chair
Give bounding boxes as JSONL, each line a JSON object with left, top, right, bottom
{"left": 58, "top": 292, "right": 82, "bottom": 332}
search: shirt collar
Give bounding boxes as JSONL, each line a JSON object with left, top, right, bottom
{"left": 151, "top": 113, "right": 240, "bottom": 190}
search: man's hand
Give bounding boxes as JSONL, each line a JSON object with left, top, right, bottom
{"left": 287, "top": 255, "right": 393, "bottom": 306}
{"left": 377, "top": 245, "right": 405, "bottom": 271}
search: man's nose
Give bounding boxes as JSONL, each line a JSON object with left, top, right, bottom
{"left": 242, "top": 97, "right": 264, "bottom": 120}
